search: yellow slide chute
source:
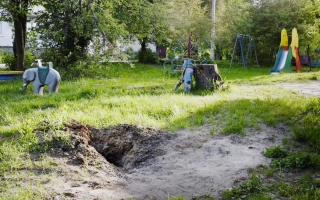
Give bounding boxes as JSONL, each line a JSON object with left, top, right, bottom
{"left": 280, "top": 29, "right": 288, "bottom": 48}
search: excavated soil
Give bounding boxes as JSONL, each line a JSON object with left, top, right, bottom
{"left": 33, "top": 120, "right": 291, "bottom": 200}
{"left": 28, "top": 81, "right": 319, "bottom": 200}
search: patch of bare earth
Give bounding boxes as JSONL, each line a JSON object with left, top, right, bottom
{"left": 277, "top": 80, "right": 320, "bottom": 97}
{"left": 32, "top": 120, "right": 291, "bottom": 200}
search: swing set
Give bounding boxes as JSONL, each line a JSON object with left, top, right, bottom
{"left": 230, "top": 34, "right": 259, "bottom": 67}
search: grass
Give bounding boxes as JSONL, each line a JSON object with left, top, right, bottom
{"left": 1, "top": 61, "right": 320, "bottom": 199}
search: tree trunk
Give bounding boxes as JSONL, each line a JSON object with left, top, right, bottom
{"left": 13, "top": 16, "right": 27, "bottom": 71}
{"left": 139, "top": 37, "right": 148, "bottom": 63}
{"left": 141, "top": 37, "right": 147, "bottom": 53}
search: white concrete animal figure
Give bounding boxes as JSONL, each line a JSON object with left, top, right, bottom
{"left": 22, "top": 67, "right": 61, "bottom": 95}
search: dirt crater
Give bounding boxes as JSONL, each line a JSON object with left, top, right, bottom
{"left": 36, "top": 120, "right": 174, "bottom": 172}
{"left": 33, "top": 120, "right": 290, "bottom": 200}
{"left": 90, "top": 123, "right": 174, "bottom": 170}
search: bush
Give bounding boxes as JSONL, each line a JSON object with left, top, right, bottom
{"left": 264, "top": 146, "right": 288, "bottom": 158}
{"left": 294, "top": 99, "right": 320, "bottom": 153}
{"left": 0, "top": 50, "right": 35, "bottom": 70}
{"left": 222, "top": 173, "right": 267, "bottom": 200}
{"left": 0, "top": 51, "right": 15, "bottom": 70}
{"left": 24, "top": 50, "right": 36, "bottom": 69}
{"left": 277, "top": 151, "right": 320, "bottom": 169}
{"left": 57, "top": 60, "right": 108, "bottom": 80}
{"left": 137, "top": 48, "right": 159, "bottom": 64}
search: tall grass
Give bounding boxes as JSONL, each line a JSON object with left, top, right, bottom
{"left": 1, "top": 61, "right": 320, "bottom": 199}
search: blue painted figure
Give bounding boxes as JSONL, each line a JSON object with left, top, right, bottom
{"left": 175, "top": 58, "right": 194, "bottom": 93}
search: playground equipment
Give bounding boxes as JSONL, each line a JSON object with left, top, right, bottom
{"left": 270, "top": 28, "right": 300, "bottom": 74}
{"left": 164, "top": 36, "right": 215, "bottom": 75}
{"left": 165, "top": 35, "right": 224, "bottom": 93}
{"left": 0, "top": 71, "right": 23, "bottom": 80}
{"left": 230, "top": 34, "right": 258, "bottom": 68}
{"left": 22, "top": 59, "right": 60, "bottom": 95}
{"left": 174, "top": 58, "right": 195, "bottom": 93}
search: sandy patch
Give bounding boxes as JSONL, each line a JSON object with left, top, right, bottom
{"left": 278, "top": 80, "right": 320, "bottom": 97}
{"left": 32, "top": 120, "right": 290, "bottom": 200}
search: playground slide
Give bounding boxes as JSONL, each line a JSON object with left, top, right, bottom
{"left": 270, "top": 28, "right": 300, "bottom": 74}
{"left": 270, "top": 49, "right": 288, "bottom": 74}
{"left": 270, "top": 46, "right": 293, "bottom": 74}
{"left": 291, "top": 28, "right": 301, "bottom": 72}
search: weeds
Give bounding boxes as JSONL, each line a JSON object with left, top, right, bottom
{"left": 1, "top": 62, "right": 320, "bottom": 199}
{"left": 264, "top": 146, "right": 289, "bottom": 158}
{"left": 222, "top": 173, "right": 269, "bottom": 200}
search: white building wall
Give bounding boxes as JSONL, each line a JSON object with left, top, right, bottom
{"left": 0, "top": 21, "right": 13, "bottom": 47}
{"left": 118, "top": 39, "right": 156, "bottom": 53}
{"left": 0, "top": 5, "right": 43, "bottom": 48}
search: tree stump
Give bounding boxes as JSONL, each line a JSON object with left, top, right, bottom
{"left": 194, "top": 64, "right": 223, "bottom": 91}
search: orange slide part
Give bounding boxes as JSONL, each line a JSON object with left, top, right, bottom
{"left": 294, "top": 47, "right": 301, "bottom": 72}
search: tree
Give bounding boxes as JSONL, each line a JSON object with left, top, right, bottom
{"left": 35, "top": 0, "right": 125, "bottom": 69}
{"left": 158, "top": 0, "right": 213, "bottom": 59}
{"left": 113, "top": 0, "right": 212, "bottom": 63}
{"left": 214, "top": 0, "right": 250, "bottom": 59}
{"left": 112, "top": 0, "right": 159, "bottom": 63}
{"left": 214, "top": 0, "right": 318, "bottom": 65}
{"left": 246, "top": 0, "right": 314, "bottom": 65}
{"left": 0, "top": 0, "right": 42, "bottom": 70}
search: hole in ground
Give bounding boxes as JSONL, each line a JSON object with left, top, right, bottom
{"left": 90, "top": 124, "right": 174, "bottom": 170}
{"left": 34, "top": 120, "right": 174, "bottom": 171}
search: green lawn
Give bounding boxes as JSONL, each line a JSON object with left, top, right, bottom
{"left": 1, "top": 61, "right": 320, "bottom": 199}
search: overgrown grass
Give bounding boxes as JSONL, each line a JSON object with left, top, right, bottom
{"left": 1, "top": 61, "right": 320, "bottom": 199}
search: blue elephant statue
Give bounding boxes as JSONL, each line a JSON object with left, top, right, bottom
{"left": 22, "top": 66, "right": 61, "bottom": 95}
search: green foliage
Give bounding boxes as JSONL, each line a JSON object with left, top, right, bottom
{"left": 1, "top": 62, "right": 320, "bottom": 199}
{"left": 26, "top": 29, "right": 40, "bottom": 55}
{"left": 24, "top": 50, "right": 35, "bottom": 69}
{"left": 215, "top": 0, "right": 317, "bottom": 65}
{"left": 113, "top": 0, "right": 153, "bottom": 40}
{"left": 264, "top": 146, "right": 288, "bottom": 158}
{"left": 0, "top": 51, "right": 15, "bottom": 70}
{"left": 137, "top": 48, "right": 160, "bottom": 64}
{"left": 222, "top": 169, "right": 320, "bottom": 200}
{"left": 275, "top": 151, "right": 320, "bottom": 169}
{"left": 58, "top": 60, "right": 108, "bottom": 80}
{"left": 294, "top": 98, "right": 320, "bottom": 153}
{"left": 35, "top": 0, "right": 125, "bottom": 69}
{"left": 0, "top": 50, "right": 34, "bottom": 70}
{"left": 271, "top": 173, "right": 320, "bottom": 199}
{"left": 222, "top": 173, "right": 269, "bottom": 200}
{"left": 0, "top": 0, "right": 41, "bottom": 70}
{"left": 35, "top": 1, "right": 91, "bottom": 69}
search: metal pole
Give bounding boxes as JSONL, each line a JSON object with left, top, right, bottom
{"left": 210, "top": 0, "right": 216, "bottom": 60}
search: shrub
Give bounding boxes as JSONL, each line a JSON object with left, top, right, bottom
{"left": 0, "top": 51, "right": 15, "bottom": 70}
{"left": 24, "top": 50, "right": 36, "bottom": 68}
{"left": 277, "top": 151, "right": 320, "bottom": 169}
{"left": 294, "top": 99, "right": 320, "bottom": 153}
{"left": 264, "top": 146, "right": 288, "bottom": 158}
{"left": 137, "top": 48, "right": 159, "bottom": 64}
{"left": 222, "top": 173, "right": 267, "bottom": 199}
{"left": 0, "top": 50, "right": 35, "bottom": 70}
{"left": 57, "top": 60, "right": 108, "bottom": 80}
